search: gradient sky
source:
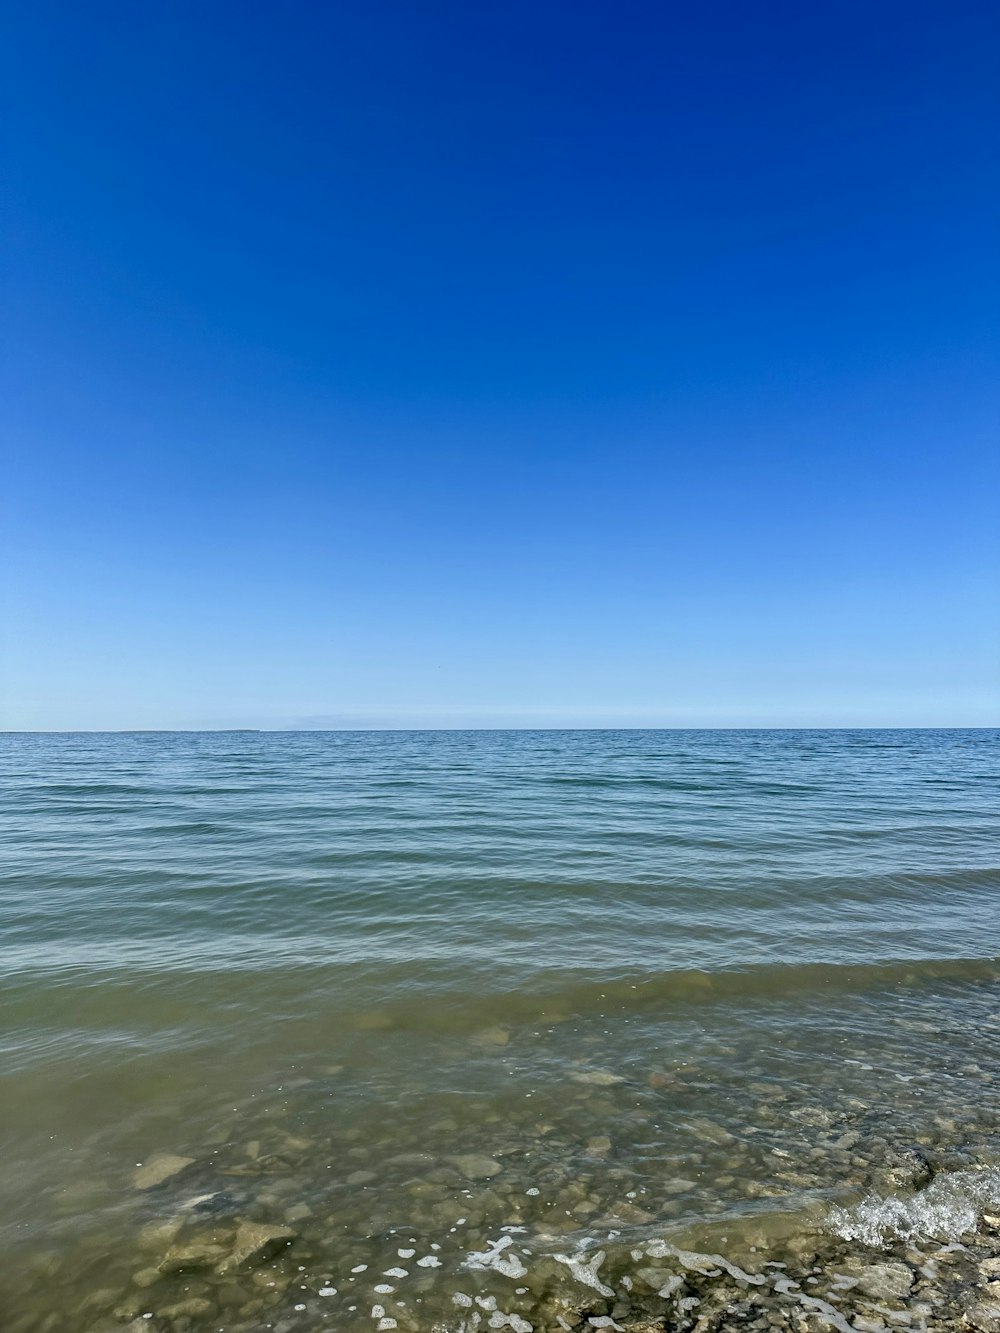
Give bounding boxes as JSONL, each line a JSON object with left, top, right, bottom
{"left": 3, "top": 0, "right": 998, "bottom": 729}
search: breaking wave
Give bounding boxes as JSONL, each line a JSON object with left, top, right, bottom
{"left": 829, "top": 1167, "right": 1000, "bottom": 1247}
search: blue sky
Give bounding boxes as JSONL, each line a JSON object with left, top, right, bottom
{"left": 3, "top": 0, "right": 998, "bottom": 729}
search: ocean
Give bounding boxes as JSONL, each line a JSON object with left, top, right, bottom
{"left": 2, "top": 728, "right": 999, "bottom": 1333}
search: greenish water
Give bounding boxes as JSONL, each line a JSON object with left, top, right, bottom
{"left": 2, "top": 729, "right": 999, "bottom": 1332}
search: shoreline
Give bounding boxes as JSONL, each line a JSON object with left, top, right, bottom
{"left": 12, "top": 1135, "right": 1000, "bottom": 1333}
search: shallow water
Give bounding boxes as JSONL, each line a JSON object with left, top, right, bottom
{"left": 2, "top": 729, "right": 999, "bottom": 1332}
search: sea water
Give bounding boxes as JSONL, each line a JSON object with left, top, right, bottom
{"left": 2, "top": 729, "right": 998, "bottom": 1331}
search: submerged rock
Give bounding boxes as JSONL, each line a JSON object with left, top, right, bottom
{"left": 157, "top": 1297, "right": 215, "bottom": 1319}
{"left": 688, "top": 1118, "right": 734, "bottom": 1145}
{"left": 132, "top": 1154, "right": 195, "bottom": 1190}
{"left": 847, "top": 1260, "right": 914, "bottom": 1303}
{"left": 473, "top": 1026, "right": 511, "bottom": 1046}
{"left": 663, "top": 1178, "right": 698, "bottom": 1195}
{"left": 137, "top": 1219, "right": 184, "bottom": 1252}
{"left": 451, "top": 1154, "right": 504, "bottom": 1179}
{"left": 968, "top": 1301, "right": 1000, "bottom": 1333}
{"left": 130, "top": 1267, "right": 162, "bottom": 1289}
{"left": 876, "top": 1146, "right": 934, "bottom": 1192}
{"left": 158, "top": 1239, "right": 230, "bottom": 1275}
{"left": 216, "top": 1220, "right": 297, "bottom": 1273}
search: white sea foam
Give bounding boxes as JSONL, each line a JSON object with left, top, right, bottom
{"left": 644, "top": 1239, "right": 765, "bottom": 1286}
{"left": 552, "top": 1249, "right": 614, "bottom": 1298}
{"left": 488, "top": 1312, "right": 532, "bottom": 1332}
{"left": 829, "top": 1167, "right": 1000, "bottom": 1246}
{"left": 466, "top": 1235, "right": 527, "bottom": 1279}
{"left": 772, "top": 1278, "right": 855, "bottom": 1333}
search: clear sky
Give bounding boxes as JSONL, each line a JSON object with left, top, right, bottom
{"left": 3, "top": 0, "right": 998, "bottom": 730}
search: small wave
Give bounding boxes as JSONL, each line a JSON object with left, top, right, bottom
{"left": 829, "top": 1167, "right": 1000, "bottom": 1247}
{"left": 4, "top": 952, "right": 999, "bottom": 1031}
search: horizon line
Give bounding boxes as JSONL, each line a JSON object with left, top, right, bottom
{"left": 1, "top": 725, "right": 996, "bottom": 736}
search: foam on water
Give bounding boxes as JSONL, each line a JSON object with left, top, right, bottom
{"left": 466, "top": 1234, "right": 529, "bottom": 1279}
{"left": 829, "top": 1167, "right": 1000, "bottom": 1246}
{"left": 552, "top": 1248, "right": 615, "bottom": 1298}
